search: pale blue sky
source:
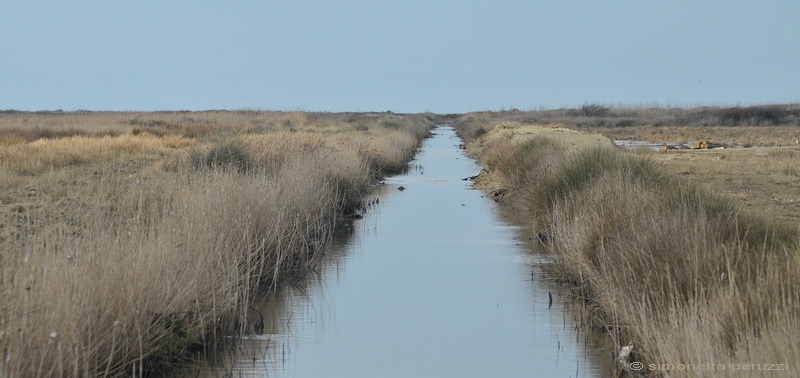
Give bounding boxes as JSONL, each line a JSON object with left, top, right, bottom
{"left": 2, "top": 0, "right": 798, "bottom": 113}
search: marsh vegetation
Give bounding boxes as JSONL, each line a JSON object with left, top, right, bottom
{"left": 0, "top": 110, "right": 434, "bottom": 376}
{"left": 458, "top": 103, "right": 800, "bottom": 147}
{"left": 454, "top": 105, "right": 799, "bottom": 376}
{"left": 2, "top": 103, "right": 798, "bottom": 377}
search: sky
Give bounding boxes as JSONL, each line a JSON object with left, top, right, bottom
{"left": 1, "top": 0, "right": 798, "bottom": 113}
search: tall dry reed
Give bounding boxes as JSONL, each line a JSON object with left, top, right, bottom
{"left": 1, "top": 154, "right": 366, "bottom": 376}
{"left": 456, "top": 121, "right": 799, "bottom": 377}
{"left": 0, "top": 112, "right": 434, "bottom": 377}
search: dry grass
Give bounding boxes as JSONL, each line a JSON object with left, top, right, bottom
{"left": 3, "top": 167, "right": 338, "bottom": 376}
{"left": 0, "top": 111, "right": 435, "bottom": 377}
{"left": 549, "top": 166, "right": 799, "bottom": 377}
{"left": 648, "top": 147, "right": 800, "bottom": 226}
{"left": 591, "top": 125, "right": 800, "bottom": 147}
{"left": 339, "top": 127, "right": 420, "bottom": 174}
{"left": 0, "top": 134, "right": 197, "bottom": 173}
{"left": 454, "top": 103, "right": 800, "bottom": 147}
{"left": 456, "top": 119, "right": 800, "bottom": 377}
{"left": 0, "top": 110, "right": 437, "bottom": 141}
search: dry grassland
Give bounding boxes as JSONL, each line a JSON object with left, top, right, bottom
{"left": 0, "top": 111, "right": 434, "bottom": 377}
{"left": 590, "top": 125, "right": 800, "bottom": 147}
{"left": 647, "top": 148, "right": 800, "bottom": 226}
{"left": 455, "top": 113, "right": 799, "bottom": 377}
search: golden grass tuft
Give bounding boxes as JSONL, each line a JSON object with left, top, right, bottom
{"left": 0, "top": 134, "right": 196, "bottom": 172}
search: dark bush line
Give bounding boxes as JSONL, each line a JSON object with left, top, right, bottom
{"left": 686, "top": 105, "right": 799, "bottom": 126}
{"left": 0, "top": 126, "right": 121, "bottom": 142}
{"left": 453, "top": 103, "right": 800, "bottom": 132}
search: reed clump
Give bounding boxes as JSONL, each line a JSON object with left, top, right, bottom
{"left": 0, "top": 111, "right": 435, "bottom": 377}
{"left": 190, "top": 139, "right": 252, "bottom": 172}
{"left": 456, "top": 120, "right": 799, "bottom": 376}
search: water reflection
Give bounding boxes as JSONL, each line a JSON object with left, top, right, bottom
{"left": 185, "top": 126, "right": 610, "bottom": 377}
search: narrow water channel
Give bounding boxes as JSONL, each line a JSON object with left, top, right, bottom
{"left": 188, "top": 126, "right": 608, "bottom": 377}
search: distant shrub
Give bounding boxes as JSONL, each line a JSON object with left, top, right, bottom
{"left": 472, "top": 126, "right": 489, "bottom": 139}
{"left": 181, "top": 124, "right": 215, "bottom": 139}
{"left": 676, "top": 105, "right": 800, "bottom": 126}
{"left": 132, "top": 127, "right": 169, "bottom": 137}
{"left": 613, "top": 119, "right": 636, "bottom": 127}
{"left": 452, "top": 115, "right": 493, "bottom": 142}
{"left": 381, "top": 119, "right": 403, "bottom": 130}
{"left": 191, "top": 140, "right": 252, "bottom": 172}
{"left": 0, "top": 127, "right": 89, "bottom": 142}
{"left": 581, "top": 103, "right": 610, "bottom": 117}
{"left": 715, "top": 106, "right": 790, "bottom": 125}
{"left": 452, "top": 103, "right": 800, "bottom": 131}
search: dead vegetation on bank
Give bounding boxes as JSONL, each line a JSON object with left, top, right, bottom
{"left": 458, "top": 103, "right": 800, "bottom": 147}
{"left": 454, "top": 114, "right": 800, "bottom": 377}
{"left": 0, "top": 111, "right": 435, "bottom": 377}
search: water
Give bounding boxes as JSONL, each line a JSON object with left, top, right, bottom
{"left": 187, "top": 126, "right": 609, "bottom": 377}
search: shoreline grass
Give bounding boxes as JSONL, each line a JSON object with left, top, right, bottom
{"left": 454, "top": 116, "right": 799, "bottom": 377}
{"left": 0, "top": 111, "right": 435, "bottom": 376}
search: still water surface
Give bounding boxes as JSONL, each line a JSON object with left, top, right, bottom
{"left": 191, "top": 126, "right": 607, "bottom": 377}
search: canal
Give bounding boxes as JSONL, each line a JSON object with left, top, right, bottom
{"left": 188, "top": 125, "right": 608, "bottom": 377}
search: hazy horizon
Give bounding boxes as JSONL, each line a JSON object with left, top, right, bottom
{"left": 3, "top": 1, "right": 798, "bottom": 113}
{"left": 3, "top": 100, "right": 800, "bottom": 114}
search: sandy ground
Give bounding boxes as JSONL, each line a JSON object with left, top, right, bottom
{"left": 466, "top": 123, "right": 612, "bottom": 156}
{"left": 652, "top": 147, "right": 800, "bottom": 226}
